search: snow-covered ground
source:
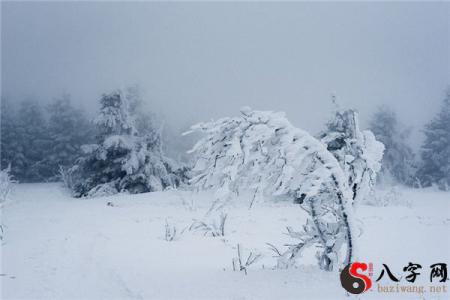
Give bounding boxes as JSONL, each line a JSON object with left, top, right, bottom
{"left": 1, "top": 183, "right": 449, "bottom": 300}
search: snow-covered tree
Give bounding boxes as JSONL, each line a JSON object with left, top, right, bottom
{"left": 66, "top": 90, "right": 184, "bottom": 197}
{"left": 419, "top": 90, "right": 450, "bottom": 190}
{"left": 44, "top": 94, "right": 93, "bottom": 180}
{"left": 369, "top": 106, "right": 416, "bottom": 186}
{"left": 319, "top": 108, "right": 384, "bottom": 203}
{"left": 186, "top": 107, "right": 358, "bottom": 271}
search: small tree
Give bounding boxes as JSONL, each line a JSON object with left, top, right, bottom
{"left": 186, "top": 107, "right": 358, "bottom": 271}
{"left": 419, "top": 90, "right": 450, "bottom": 190}
{"left": 67, "top": 90, "right": 184, "bottom": 197}
{"left": 369, "top": 106, "right": 416, "bottom": 186}
{"left": 319, "top": 108, "right": 384, "bottom": 203}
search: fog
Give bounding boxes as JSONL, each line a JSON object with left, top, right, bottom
{"left": 2, "top": 1, "right": 449, "bottom": 146}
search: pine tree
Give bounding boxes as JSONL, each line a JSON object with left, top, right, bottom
{"left": 66, "top": 90, "right": 183, "bottom": 197}
{"left": 14, "top": 100, "right": 51, "bottom": 182}
{"left": 319, "top": 108, "right": 384, "bottom": 203}
{"left": 187, "top": 107, "right": 358, "bottom": 271}
{"left": 45, "top": 94, "right": 93, "bottom": 180}
{"left": 419, "top": 90, "right": 450, "bottom": 190}
{"left": 369, "top": 106, "right": 416, "bottom": 186}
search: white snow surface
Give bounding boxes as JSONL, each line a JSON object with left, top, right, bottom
{"left": 1, "top": 183, "right": 449, "bottom": 300}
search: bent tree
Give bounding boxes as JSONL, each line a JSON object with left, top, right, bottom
{"left": 186, "top": 107, "right": 360, "bottom": 271}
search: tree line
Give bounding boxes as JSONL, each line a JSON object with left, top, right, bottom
{"left": 1, "top": 94, "right": 94, "bottom": 182}
{"left": 369, "top": 89, "right": 450, "bottom": 190}
{"left": 1, "top": 88, "right": 449, "bottom": 191}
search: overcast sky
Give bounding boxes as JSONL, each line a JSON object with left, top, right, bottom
{"left": 2, "top": 1, "right": 449, "bottom": 146}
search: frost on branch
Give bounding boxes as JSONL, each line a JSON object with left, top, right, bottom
{"left": 319, "top": 108, "right": 384, "bottom": 204}
{"left": 186, "top": 108, "right": 357, "bottom": 271}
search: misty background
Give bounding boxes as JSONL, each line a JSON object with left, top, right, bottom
{"left": 2, "top": 1, "right": 449, "bottom": 149}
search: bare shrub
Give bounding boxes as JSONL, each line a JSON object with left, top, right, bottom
{"left": 232, "top": 244, "right": 261, "bottom": 275}
{"left": 164, "top": 219, "right": 187, "bottom": 241}
{"left": 190, "top": 212, "right": 227, "bottom": 237}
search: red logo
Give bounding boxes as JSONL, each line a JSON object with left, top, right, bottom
{"left": 340, "top": 262, "right": 373, "bottom": 294}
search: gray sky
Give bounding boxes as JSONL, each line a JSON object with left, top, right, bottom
{"left": 2, "top": 1, "right": 449, "bottom": 147}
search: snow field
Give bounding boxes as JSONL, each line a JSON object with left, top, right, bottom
{"left": 2, "top": 184, "right": 449, "bottom": 299}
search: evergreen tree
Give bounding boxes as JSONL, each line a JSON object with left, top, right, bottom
{"left": 45, "top": 94, "right": 93, "bottom": 180}
{"left": 66, "top": 90, "right": 184, "bottom": 197}
{"left": 419, "top": 90, "right": 450, "bottom": 190}
{"left": 369, "top": 106, "right": 416, "bottom": 186}
{"left": 14, "top": 100, "right": 51, "bottom": 182}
